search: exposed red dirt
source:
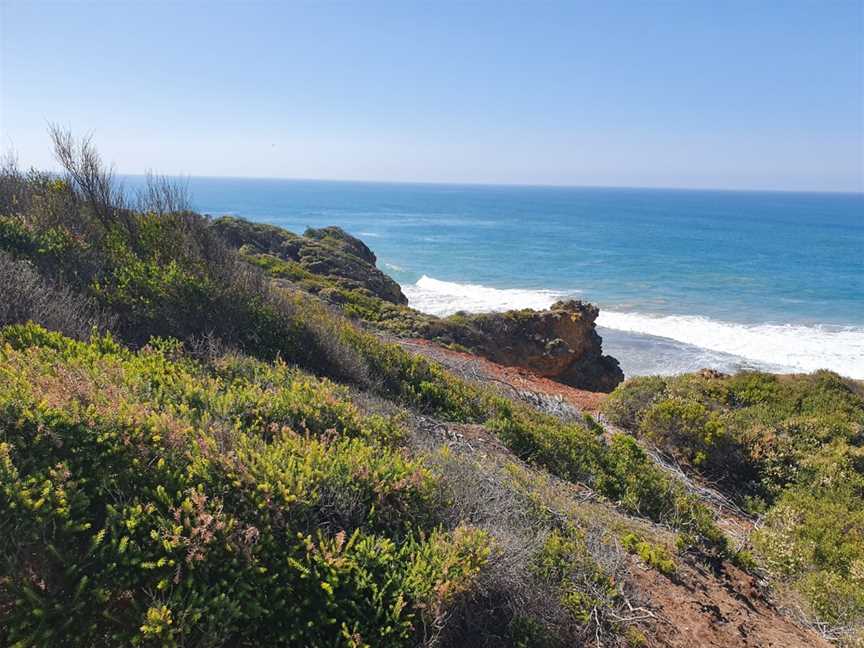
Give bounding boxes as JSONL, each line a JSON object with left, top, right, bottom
{"left": 631, "top": 559, "right": 828, "bottom": 648}
{"left": 398, "top": 338, "right": 608, "bottom": 412}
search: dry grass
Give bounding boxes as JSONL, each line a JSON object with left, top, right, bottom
{"left": 0, "top": 251, "right": 114, "bottom": 339}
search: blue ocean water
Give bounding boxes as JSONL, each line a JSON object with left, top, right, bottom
{"left": 132, "top": 177, "right": 864, "bottom": 378}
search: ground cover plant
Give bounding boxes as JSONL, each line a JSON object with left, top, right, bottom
{"left": 0, "top": 323, "right": 489, "bottom": 647}
{"left": 0, "top": 132, "right": 728, "bottom": 556}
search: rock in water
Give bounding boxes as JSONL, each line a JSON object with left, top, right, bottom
{"left": 304, "top": 226, "right": 378, "bottom": 265}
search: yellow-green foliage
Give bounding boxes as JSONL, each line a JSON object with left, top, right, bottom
{"left": 0, "top": 203, "right": 483, "bottom": 418}
{"left": 603, "top": 370, "right": 864, "bottom": 628}
{"left": 638, "top": 397, "right": 730, "bottom": 468}
{"left": 483, "top": 399, "right": 727, "bottom": 555}
{"left": 534, "top": 528, "right": 618, "bottom": 625}
{"left": 624, "top": 626, "right": 648, "bottom": 647}
{"left": 753, "top": 478, "right": 864, "bottom": 626}
{"left": 0, "top": 204, "right": 727, "bottom": 556}
{"left": 0, "top": 323, "right": 489, "bottom": 647}
{"left": 603, "top": 371, "right": 864, "bottom": 498}
{"left": 243, "top": 249, "right": 456, "bottom": 340}
{"left": 620, "top": 532, "right": 676, "bottom": 575}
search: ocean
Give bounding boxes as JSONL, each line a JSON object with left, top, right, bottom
{"left": 137, "top": 177, "right": 864, "bottom": 379}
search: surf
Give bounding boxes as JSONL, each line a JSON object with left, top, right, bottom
{"left": 403, "top": 275, "right": 864, "bottom": 379}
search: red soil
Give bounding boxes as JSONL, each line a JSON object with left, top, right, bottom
{"left": 398, "top": 337, "right": 608, "bottom": 412}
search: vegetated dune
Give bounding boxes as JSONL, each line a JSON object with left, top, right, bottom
{"left": 0, "top": 133, "right": 859, "bottom": 647}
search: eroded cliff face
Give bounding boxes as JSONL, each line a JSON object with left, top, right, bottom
{"left": 212, "top": 217, "right": 623, "bottom": 392}
{"left": 455, "top": 300, "right": 624, "bottom": 392}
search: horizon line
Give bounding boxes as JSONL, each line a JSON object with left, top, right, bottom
{"left": 116, "top": 172, "right": 864, "bottom": 197}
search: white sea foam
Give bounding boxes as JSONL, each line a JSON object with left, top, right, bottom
{"left": 403, "top": 275, "right": 564, "bottom": 316}
{"left": 597, "top": 311, "right": 864, "bottom": 379}
{"left": 403, "top": 275, "right": 864, "bottom": 379}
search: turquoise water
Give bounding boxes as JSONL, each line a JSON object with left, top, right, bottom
{"left": 135, "top": 177, "right": 864, "bottom": 378}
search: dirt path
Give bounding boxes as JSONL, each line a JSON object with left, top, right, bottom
{"left": 631, "top": 559, "right": 827, "bottom": 648}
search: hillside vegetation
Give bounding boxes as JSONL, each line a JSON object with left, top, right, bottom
{"left": 603, "top": 371, "right": 864, "bottom": 633}
{"left": 0, "top": 130, "right": 857, "bottom": 646}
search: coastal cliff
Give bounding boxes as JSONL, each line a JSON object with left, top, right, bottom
{"left": 213, "top": 216, "right": 624, "bottom": 392}
{"left": 455, "top": 300, "right": 624, "bottom": 391}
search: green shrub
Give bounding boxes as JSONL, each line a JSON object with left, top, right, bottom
{"left": 726, "top": 371, "right": 779, "bottom": 407}
{"left": 620, "top": 532, "right": 676, "bottom": 575}
{"left": 0, "top": 144, "right": 748, "bottom": 644}
{"left": 1, "top": 146, "right": 736, "bottom": 630}
{"left": 0, "top": 324, "right": 489, "bottom": 647}
{"left": 599, "top": 435, "right": 728, "bottom": 555}
{"left": 0, "top": 215, "right": 38, "bottom": 255}
{"left": 509, "top": 616, "right": 558, "bottom": 648}
{"left": 602, "top": 375, "right": 667, "bottom": 430}
{"left": 624, "top": 626, "right": 648, "bottom": 647}
{"left": 534, "top": 528, "right": 618, "bottom": 625}
{"left": 639, "top": 398, "right": 740, "bottom": 473}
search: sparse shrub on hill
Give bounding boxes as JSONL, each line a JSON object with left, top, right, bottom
{"left": 603, "top": 371, "right": 864, "bottom": 497}
{"left": 0, "top": 323, "right": 720, "bottom": 647}
{"left": 0, "top": 130, "right": 488, "bottom": 412}
{"left": 600, "top": 375, "right": 667, "bottom": 431}
{"left": 534, "top": 527, "right": 622, "bottom": 626}
{"left": 0, "top": 251, "right": 113, "bottom": 339}
{"left": 620, "top": 532, "right": 676, "bottom": 576}
{"left": 0, "top": 131, "right": 728, "bottom": 554}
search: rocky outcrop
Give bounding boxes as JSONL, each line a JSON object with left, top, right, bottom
{"left": 455, "top": 300, "right": 624, "bottom": 392}
{"left": 211, "top": 217, "right": 408, "bottom": 305}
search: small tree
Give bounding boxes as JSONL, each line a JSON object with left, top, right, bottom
{"left": 48, "top": 124, "right": 125, "bottom": 227}
{"left": 137, "top": 170, "right": 191, "bottom": 215}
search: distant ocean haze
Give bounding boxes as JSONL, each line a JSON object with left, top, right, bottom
{"left": 122, "top": 176, "right": 864, "bottom": 378}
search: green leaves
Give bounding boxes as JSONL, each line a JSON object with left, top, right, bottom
{"left": 621, "top": 532, "right": 676, "bottom": 575}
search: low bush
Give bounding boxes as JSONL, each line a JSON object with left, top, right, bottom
{"left": 532, "top": 526, "right": 630, "bottom": 640}
{"left": 600, "top": 375, "right": 667, "bottom": 430}
{"left": 0, "top": 134, "right": 739, "bottom": 645}
{"left": 0, "top": 251, "right": 112, "bottom": 339}
{"left": 620, "top": 532, "right": 676, "bottom": 575}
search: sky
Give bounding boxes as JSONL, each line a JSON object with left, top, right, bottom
{"left": 1, "top": 1, "right": 862, "bottom": 192}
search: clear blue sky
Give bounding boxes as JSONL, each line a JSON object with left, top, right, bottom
{"left": 1, "top": 0, "right": 862, "bottom": 191}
